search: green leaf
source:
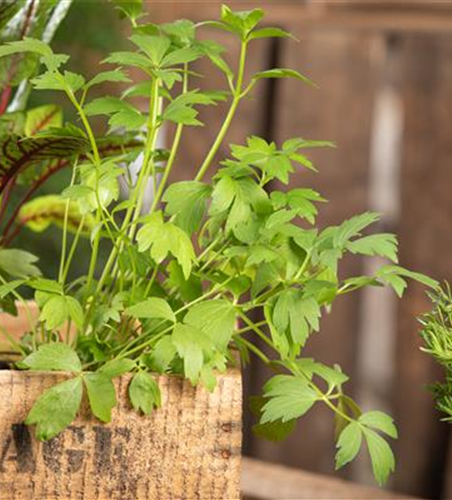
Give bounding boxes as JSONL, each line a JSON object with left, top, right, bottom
{"left": 66, "top": 296, "right": 84, "bottom": 330}
{"left": 253, "top": 69, "right": 315, "bottom": 87}
{"left": 102, "top": 51, "right": 152, "bottom": 71}
{"left": 25, "top": 377, "right": 83, "bottom": 441}
{"left": 40, "top": 296, "right": 69, "bottom": 330}
{"left": 0, "top": 249, "right": 40, "bottom": 278}
{"left": 273, "top": 290, "right": 320, "bottom": 348}
{"left": 85, "top": 70, "right": 131, "bottom": 90}
{"left": 137, "top": 212, "right": 196, "bottom": 279}
{"left": 250, "top": 396, "right": 296, "bottom": 442}
{"left": 130, "top": 34, "right": 171, "bottom": 65}
{"left": 335, "top": 421, "right": 363, "bottom": 469}
{"left": 129, "top": 372, "right": 161, "bottom": 415}
{"left": 21, "top": 342, "right": 82, "bottom": 373}
{"left": 25, "top": 105, "right": 62, "bottom": 136}
{"left": 172, "top": 323, "right": 211, "bottom": 384}
{"left": 333, "top": 212, "right": 381, "bottom": 249}
{"left": 249, "top": 27, "right": 293, "bottom": 41}
{"left": 112, "top": 0, "right": 143, "bottom": 21}
{"left": 359, "top": 411, "right": 398, "bottom": 439}
{"left": 84, "top": 373, "right": 117, "bottom": 423}
{"left": 126, "top": 298, "right": 175, "bottom": 322}
{"left": 348, "top": 234, "right": 398, "bottom": 263}
{"left": 148, "top": 336, "right": 177, "bottom": 373}
{"left": 377, "top": 265, "right": 439, "bottom": 298}
{"left": 261, "top": 375, "right": 319, "bottom": 423}
{"left": 184, "top": 299, "right": 236, "bottom": 351}
{"left": 31, "top": 70, "right": 85, "bottom": 93}
{"left": 30, "top": 278, "right": 62, "bottom": 294}
{"left": 163, "top": 181, "right": 212, "bottom": 235}
{"left": 161, "top": 47, "right": 201, "bottom": 68}
{"left": 363, "top": 428, "right": 396, "bottom": 486}
{"left": 0, "top": 38, "right": 53, "bottom": 59}
{"left": 99, "top": 358, "right": 136, "bottom": 378}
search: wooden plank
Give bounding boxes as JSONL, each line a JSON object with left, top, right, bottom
{"left": 241, "top": 457, "right": 422, "bottom": 500}
{"left": 0, "top": 370, "right": 242, "bottom": 500}
{"left": 245, "top": 28, "right": 378, "bottom": 477}
{"left": 393, "top": 33, "right": 452, "bottom": 499}
{"left": 150, "top": 0, "right": 452, "bottom": 34}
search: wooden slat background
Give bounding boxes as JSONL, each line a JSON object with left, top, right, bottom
{"left": 151, "top": 2, "right": 452, "bottom": 498}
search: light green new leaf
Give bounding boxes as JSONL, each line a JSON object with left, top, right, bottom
{"left": 40, "top": 296, "right": 69, "bottom": 331}
{"left": 335, "top": 421, "right": 363, "bottom": 469}
{"left": 99, "top": 358, "right": 136, "bottom": 378}
{"left": 25, "top": 377, "right": 83, "bottom": 441}
{"left": 0, "top": 249, "right": 40, "bottom": 278}
{"left": 364, "top": 428, "right": 396, "bottom": 486}
{"left": 347, "top": 234, "right": 398, "bottom": 263}
{"left": 163, "top": 181, "right": 212, "bottom": 235}
{"left": 377, "top": 265, "right": 438, "bottom": 298}
{"left": 84, "top": 373, "right": 117, "bottom": 423}
{"left": 130, "top": 34, "right": 171, "bottom": 65}
{"left": 261, "top": 375, "right": 319, "bottom": 423}
{"left": 129, "top": 372, "right": 161, "bottom": 415}
{"left": 21, "top": 342, "right": 82, "bottom": 373}
{"left": 184, "top": 299, "right": 236, "bottom": 351}
{"left": 126, "top": 298, "right": 175, "bottom": 323}
{"left": 359, "top": 411, "right": 398, "bottom": 439}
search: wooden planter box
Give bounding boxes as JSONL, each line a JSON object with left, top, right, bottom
{"left": 0, "top": 308, "right": 242, "bottom": 500}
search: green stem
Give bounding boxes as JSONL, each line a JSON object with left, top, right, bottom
{"left": 194, "top": 40, "right": 248, "bottom": 182}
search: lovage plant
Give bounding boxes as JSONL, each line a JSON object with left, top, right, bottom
{"left": 0, "top": 2, "right": 437, "bottom": 486}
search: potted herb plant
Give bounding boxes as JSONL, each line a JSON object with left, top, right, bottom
{"left": 0, "top": 2, "right": 438, "bottom": 498}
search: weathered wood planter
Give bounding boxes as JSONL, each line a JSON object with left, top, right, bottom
{"left": 0, "top": 309, "right": 242, "bottom": 500}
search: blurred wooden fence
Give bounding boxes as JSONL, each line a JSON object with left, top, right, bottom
{"left": 150, "top": 1, "right": 452, "bottom": 498}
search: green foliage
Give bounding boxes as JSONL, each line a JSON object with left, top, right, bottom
{"left": 420, "top": 286, "right": 452, "bottom": 422}
{"left": 0, "top": 3, "right": 438, "bottom": 486}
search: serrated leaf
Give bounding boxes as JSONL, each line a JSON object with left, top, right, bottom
{"left": 40, "top": 296, "right": 69, "bottom": 331}
{"left": 363, "top": 428, "right": 396, "bottom": 486}
{"left": 261, "top": 375, "right": 319, "bottom": 423}
{"left": 129, "top": 372, "right": 161, "bottom": 415}
{"left": 359, "top": 411, "right": 398, "bottom": 439}
{"left": 335, "top": 421, "right": 363, "bottom": 469}
{"left": 84, "top": 373, "right": 116, "bottom": 423}
{"left": 21, "top": 342, "right": 82, "bottom": 373}
{"left": 163, "top": 181, "right": 211, "bottom": 235}
{"left": 348, "top": 234, "right": 398, "bottom": 263}
{"left": 0, "top": 249, "right": 40, "bottom": 278}
{"left": 25, "top": 377, "right": 83, "bottom": 441}
{"left": 333, "top": 212, "right": 381, "bottom": 249}
{"left": 250, "top": 396, "right": 296, "bottom": 442}
{"left": 184, "top": 299, "right": 236, "bottom": 351}
{"left": 85, "top": 70, "right": 131, "bottom": 90}
{"left": 126, "top": 298, "right": 175, "bottom": 322}
{"left": 137, "top": 211, "right": 196, "bottom": 279}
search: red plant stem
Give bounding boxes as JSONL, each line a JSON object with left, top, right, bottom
{"left": 0, "top": 176, "right": 16, "bottom": 226}
{"left": 1, "top": 160, "right": 65, "bottom": 246}
{"left": 0, "top": 87, "right": 12, "bottom": 116}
